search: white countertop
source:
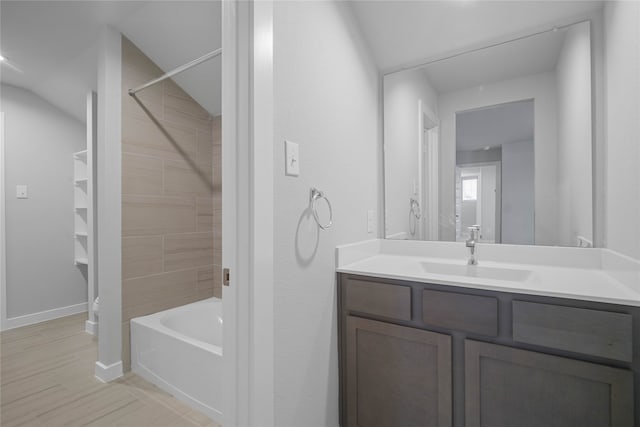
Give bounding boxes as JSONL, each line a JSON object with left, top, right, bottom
{"left": 336, "top": 239, "right": 640, "bottom": 307}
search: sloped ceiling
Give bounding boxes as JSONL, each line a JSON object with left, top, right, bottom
{"left": 349, "top": 0, "right": 603, "bottom": 74}
{"left": 0, "top": 1, "right": 221, "bottom": 123}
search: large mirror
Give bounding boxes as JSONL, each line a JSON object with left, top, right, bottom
{"left": 383, "top": 20, "right": 593, "bottom": 247}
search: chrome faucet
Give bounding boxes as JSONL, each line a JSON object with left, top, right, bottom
{"left": 466, "top": 225, "right": 480, "bottom": 265}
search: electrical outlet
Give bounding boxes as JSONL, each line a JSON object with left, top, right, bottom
{"left": 16, "top": 185, "right": 28, "bottom": 199}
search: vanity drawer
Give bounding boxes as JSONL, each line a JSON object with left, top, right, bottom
{"left": 512, "top": 301, "right": 633, "bottom": 362}
{"left": 345, "top": 279, "right": 412, "bottom": 321}
{"left": 422, "top": 290, "right": 498, "bottom": 336}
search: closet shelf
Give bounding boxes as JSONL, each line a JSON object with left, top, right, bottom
{"left": 75, "top": 258, "right": 88, "bottom": 265}
{"left": 75, "top": 232, "right": 88, "bottom": 238}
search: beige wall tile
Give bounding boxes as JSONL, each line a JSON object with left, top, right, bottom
{"left": 122, "top": 269, "right": 200, "bottom": 320}
{"left": 122, "top": 115, "right": 197, "bottom": 161}
{"left": 212, "top": 116, "right": 221, "bottom": 146}
{"left": 164, "top": 103, "right": 213, "bottom": 134}
{"left": 198, "top": 267, "right": 216, "bottom": 300}
{"left": 164, "top": 78, "right": 191, "bottom": 100}
{"left": 196, "top": 198, "right": 213, "bottom": 232}
{"left": 165, "top": 93, "right": 211, "bottom": 122}
{"left": 122, "top": 236, "right": 163, "bottom": 279}
{"left": 196, "top": 129, "right": 213, "bottom": 163}
{"left": 123, "top": 195, "right": 196, "bottom": 236}
{"left": 197, "top": 267, "right": 214, "bottom": 291}
{"left": 122, "top": 37, "right": 163, "bottom": 76}
{"left": 164, "top": 158, "right": 213, "bottom": 196}
{"left": 122, "top": 154, "right": 163, "bottom": 196}
{"left": 164, "top": 232, "right": 214, "bottom": 272}
{"left": 212, "top": 144, "right": 222, "bottom": 188}
{"left": 121, "top": 37, "right": 223, "bottom": 357}
{"left": 122, "top": 39, "right": 164, "bottom": 120}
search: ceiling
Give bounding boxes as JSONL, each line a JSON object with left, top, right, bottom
{"left": 423, "top": 26, "right": 566, "bottom": 94}
{"left": 456, "top": 99, "right": 534, "bottom": 151}
{"left": 1, "top": 1, "right": 221, "bottom": 123}
{"left": 349, "top": 0, "right": 604, "bottom": 73}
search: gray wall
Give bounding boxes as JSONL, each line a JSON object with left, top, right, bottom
{"left": 2, "top": 84, "right": 87, "bottom": 318}
{"left": 502, "top": 140, "right": 535, "bottom": 244}
{"left": 604, "top": 1, "right": 640, "bottom": 260}
{"left": 556, "top": 21, "right": 593, "bottom": 247}
{"left": 273, "top": 1, "right": 380, "bottom": 425}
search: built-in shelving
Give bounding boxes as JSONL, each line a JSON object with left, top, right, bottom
{"left": 73, "top": 150, "right": 89, "bottom": 266}
{"left": 81, "top": 92, "right": 98, "bottom": 336}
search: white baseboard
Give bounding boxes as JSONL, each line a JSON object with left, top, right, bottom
{"left": 3, "top": 302, "right": 87, "bottom": 331}
{"left": 95, "top": 360, "right": 123, "bottom": 383}
{"left": 85, "top": 320, "right": 98, "bottom": 335}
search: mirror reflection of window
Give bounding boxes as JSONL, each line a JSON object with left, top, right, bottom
{"left": 462, "top": 177, "right": 478, "bottom": 201}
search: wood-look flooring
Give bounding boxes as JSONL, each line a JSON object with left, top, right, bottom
{"left": 1, "top": 313, "right": 220, "bottom": 427}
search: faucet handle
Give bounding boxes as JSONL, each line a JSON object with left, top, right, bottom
{"left": 467, "top": 225, "right": 480, "bottom": 239}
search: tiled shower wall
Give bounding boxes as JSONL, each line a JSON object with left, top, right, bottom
{"left": 121, "top": 37, "right": 222, "bottom": 369}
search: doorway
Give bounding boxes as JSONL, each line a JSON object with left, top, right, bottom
{"left": 456, "top": 162, "right": 501, "bottom": 243}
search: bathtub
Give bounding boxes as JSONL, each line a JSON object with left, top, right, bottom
{"left": 130, "top": 297, "right": 223, "bottom": 423}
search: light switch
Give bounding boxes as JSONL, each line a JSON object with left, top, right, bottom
{"left": 285, "top": 140, "right": 300, "bottom": 176}
{"left": 367, "top": 210, "right": 376, "bottom": 234}
{"left": 16, "top": 185, "right": 28, "bottom": 199}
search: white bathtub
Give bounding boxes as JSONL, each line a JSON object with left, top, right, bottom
{"left": 131, "top": 297, "right": 223, "bottom": 423}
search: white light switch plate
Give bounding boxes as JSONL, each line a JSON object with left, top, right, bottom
{"left": 285, "top": 140, "right": 300, "bottom": 176}
{"left": 367, "top": 210, "right": 376, "bottom": 234}
{"left": 16, "top": 185, "right": 28, "bottom": 199}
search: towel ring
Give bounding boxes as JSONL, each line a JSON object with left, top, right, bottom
{"left": 310, "top": 188, "right": 333, "bottom": 230}
{"left": 410, "top": 198, "right": 421, "bottom": 219}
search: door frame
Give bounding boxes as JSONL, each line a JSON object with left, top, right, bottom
{"left": 418, "top": 100, "right": 439, "bottom": 241}
{"left": 0, "top": 112, "right": 6, "bottom": 330}
{"left": 222, "top": 1, "right": 275, "bottom": 426}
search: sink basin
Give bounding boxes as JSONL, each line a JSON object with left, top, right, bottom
{"left": 420, "top": 261, "right": 532, "bottom": 282}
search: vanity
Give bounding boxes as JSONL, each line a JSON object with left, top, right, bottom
{"left": 336, "top": 240, "right": 640, "bottom": 427}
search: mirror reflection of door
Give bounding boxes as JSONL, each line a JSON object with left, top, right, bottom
{"left": 456, "top": 99, "right": 533, "bottom": 245}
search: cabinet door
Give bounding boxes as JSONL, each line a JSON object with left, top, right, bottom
{"left": 465, "top": 340, "right": 634, "bottom": 427}
{"left": 345, "top": 316, "right": 452, "bottom": 427}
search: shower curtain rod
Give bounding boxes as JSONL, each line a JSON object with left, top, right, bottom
{"left": 128, "top": 47, "right": 222, "bottom": 96}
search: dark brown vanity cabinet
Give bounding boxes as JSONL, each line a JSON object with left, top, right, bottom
{"left": 338, "top": 273, "right": 638, "bottom": 427}
{"left": 465, "top": 340, "right": 633, "bottom": 427}
{"left": 345, "top": 316, "right": 452, "bottom": 427}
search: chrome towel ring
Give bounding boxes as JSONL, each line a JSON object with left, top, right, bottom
{"left": 410, "top": 197, "right": 421, "bottom": 219}
{"left": 310, "top": 188, "right": 333, "bottom": 230}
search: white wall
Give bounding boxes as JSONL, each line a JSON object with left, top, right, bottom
{"left": 556, "top": 21, "right": 593, "bottom": 247}
{"left": 383, "top": 68, "right": 438, "bottom": 239}
{"left": 273, "top": 1, "right": 380, "bottom": 425}
{"left": 502, "top": 140, "right": 535, "bottom": 244}
{"left": 604, "top": 1, "right": 640, "bottom": 260}
{"left": 1, "top": 83, "right": 87, "bottom": 319}
{"left": 95, "top": 26, "right": 123, "bottom": 382}
{"left": 438, "top": 72, "right": 558, "bottom": 244}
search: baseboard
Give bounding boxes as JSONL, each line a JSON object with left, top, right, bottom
{"left": 95, "top": 360, "right": 123, "bottom": 383}
{"left": 85, "top": 320, "right": 98, "bottom": 335}
{"left": 3, "top": 302, "right": 87, "bottom": 331}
